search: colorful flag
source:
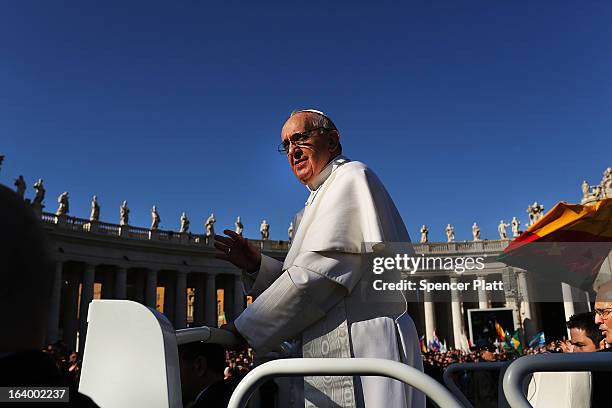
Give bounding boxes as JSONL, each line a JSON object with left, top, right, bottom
{"left": 432, "top": 330, "right": 442, "bottom": 351}
{"left": 511, "top": 331, "right": 523, "bottom": 353}
{"left": 528, "top": 331, "right": 546, "bottom": 348}
{"left": 427, "top": 330, "right": 442, "bottom": 352}
{"left": 495, "top": 322, "right": 506, "bottom": 340}
{"left": 499, "top": 198, "right": 612, "bottom": 291}
{"left": 419, "top": 335, "right": 427, "bottom": 353}
{"left": 503, "top": 330, "right": 523, "bottom": 355}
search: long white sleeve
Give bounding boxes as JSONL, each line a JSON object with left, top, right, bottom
{"left": 234, "top": 251, "right": 361, "bottom": 354}
{"left": 241, "top": 254, "right": 284, "bottom": 298}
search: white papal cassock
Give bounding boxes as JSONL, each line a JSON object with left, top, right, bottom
{"left": 235, "top": 156, "right": 425, "bottom": 408}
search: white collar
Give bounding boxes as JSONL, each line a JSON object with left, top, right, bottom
{"left": 306, "top": 155, "right": 349, "bottom": 191}
{"left": 305, "top": 155, "right": 349, "bottom": 206}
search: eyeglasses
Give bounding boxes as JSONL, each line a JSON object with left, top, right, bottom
{"left": 277, "top": 127, "right": 334, "bottom": 155}
{"left": 594, "top": 308, "right": 612, "bottom": 319}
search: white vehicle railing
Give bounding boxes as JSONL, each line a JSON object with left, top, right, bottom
{"left": 503, "top": 352, "right": 612, "bottom": 408}
{"left": 227, "top": 358, "right": 463, "bottom": 408}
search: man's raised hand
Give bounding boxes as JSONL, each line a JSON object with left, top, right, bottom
{"left": 214, "top": 229, "right": 262, "bottom": 273}
{"left": 559, "top": 340, "right": 574, "bottom": 353}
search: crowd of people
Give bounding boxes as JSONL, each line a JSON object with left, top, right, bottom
{"left": 222, "top": 350, "right": 253, "bottom": 385}
{"left": 39, "top": 341, "right": 257, "bottom": 407}
{"left": 39, "top": 342, "right": 256, "bottom": 407}
{"left": 422, "top": 340, "right": 567, "bottom": 372}
{"left": 420, "top": 310, "right": 610, "bottom": 408}
{"left": 423, "top": 310, "right": 607, "bottom": 374}
{"left": 41, "top": 342, "right": 82, "bottom": 387}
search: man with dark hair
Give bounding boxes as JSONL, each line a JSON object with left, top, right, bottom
{"left": 566, "top": 312, "right": 603, "bottom": 352}
{"left": 529, "top": 311, "right": 605, "bottom": 406}
{"left": 0, "top": 184, "right": 99, "bottom": 407}
{"left": 178, "top": 342, "right": 233, "bottom": 408}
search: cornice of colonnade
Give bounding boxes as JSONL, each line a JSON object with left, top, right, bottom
{"left": 40, "top": 212, "right": 290, "bottom": 252}
{"left": 49, "top": 252, "right": 242, "bottom": 275}
{"left": 45, "top": 225, "right": 511, "bottom": 258}
{"left": 42, "top": 213, "right": 287, "bottom": 271}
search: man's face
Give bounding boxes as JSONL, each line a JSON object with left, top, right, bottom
{"left": 594, "top": 301, "right": 612, "bottom": 344}
{"left": 569, "top": 328, "right": 598, "bottom": 352}
{"left": 480, "top": 350, "right": 496, "bottom": 362}
{"left": 281, "top": 113, "right": 338, "bottom": 185}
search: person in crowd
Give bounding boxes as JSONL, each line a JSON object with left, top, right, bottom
{"left": 67, "top": 352, "right": 81, "bottom": 385}
{"left": 530, "top": 301, "right": 609, "bottom": 407}
{"left": 223, "top": 366, "right": 234, "bottom": 382}
{"left": 595, "top": 280, "right": 612, "bottom": 345}
{"left": 561, "top": 312, "right": 603, "bottom": 352}
{"left": 179, "top": 342, "right": 233, "bottom": 408}
{"left": 471, "top": 344, "right": 499, "bottom": 408}
{"left": 590, "top": 281, "right": 612, "bottom": 408}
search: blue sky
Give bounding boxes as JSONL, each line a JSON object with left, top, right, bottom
{"left": 1, "top": 1, "right": 611, "bottom": 241}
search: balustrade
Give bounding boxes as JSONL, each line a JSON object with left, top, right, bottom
{"left": 40, "top": 212, "right": 509, "bottom": 254}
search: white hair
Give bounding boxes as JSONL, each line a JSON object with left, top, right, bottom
{"left": 290, "top": 109, "right": 338, "bottom": 131}
{"left": 287, "top": 109, "right": 342, "bottom": 154}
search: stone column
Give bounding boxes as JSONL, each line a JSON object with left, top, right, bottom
{"left": 575, "top": 288, "right": 592, "bottom": 314}
{"left": 145, "top": 269, "right": 158, "bottom": 309}
{"left": 164, "top": 276, "right": 176, "bottom": 325}
{"left": 502, "top": 268, "right": 521, "bottom": 329}
{"left": 233, "top": 275, "right": 245, "bottom": 317}
{"left": 193, "top": 274, "right": 206, "bottom": 326}
{"left": 114, "top": 266, "right": 127, "bottom": 299}
{"left": 204, "top": 273, "right": 217, "bottom": 327}
{"left": 450, "top": 277, "right": 464, "bottom": 350}
{"left": 63, "top": 272, "right": 80, "bottom": 352}
{"left": 505, "top": 295, "right": 520, "bottom": 330}
{"left": 517, "top": 270, "right": 533, "bottom": 321}
{"left": 477, "top": 275, "right": 490, "bottom": 309}
{"left": 423, "top": 279, "right": 436, "bottom": 344}
{"left": 561, "top": 282, "right": 575, "bottom": 336}
{"left": 560, "top": 284, "right": 590, "bottom": 333}
{"left": 174, "top": 271, "right": 187, "bottom": 329}
{"left": 134, "top": 272, "right": 145, "bottom": 304}
{"left": 78, "top": 264, "right": 95, "bottom": 354}
{"left": 101, "top": 271, "right": 114, "bottom": 299}
{"left": 46, "top": 260, "right": 63, "bottom": 344}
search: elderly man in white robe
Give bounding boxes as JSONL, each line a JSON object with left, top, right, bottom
{"left": 214, "top": 109, "right": 424, "bottom": 408}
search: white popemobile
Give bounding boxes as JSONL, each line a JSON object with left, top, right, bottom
{"left": 78, "top": 300, "right": 462, "bottom": 408}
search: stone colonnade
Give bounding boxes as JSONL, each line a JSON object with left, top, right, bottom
{"left": 47, "top": 260, "right": 245, "bottom": 353}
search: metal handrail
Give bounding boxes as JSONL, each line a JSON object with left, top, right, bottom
{"left": 227, "top": 358, "right": 463, "bottom": 408}
{"left": 175, "top": 326, "right": 242, "bottom": 345}
{"left": 443, "top": 361, "right": 510, "bottom": 408}
{"left": 503, "top": 352, "right": 612, "bottom": 408}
